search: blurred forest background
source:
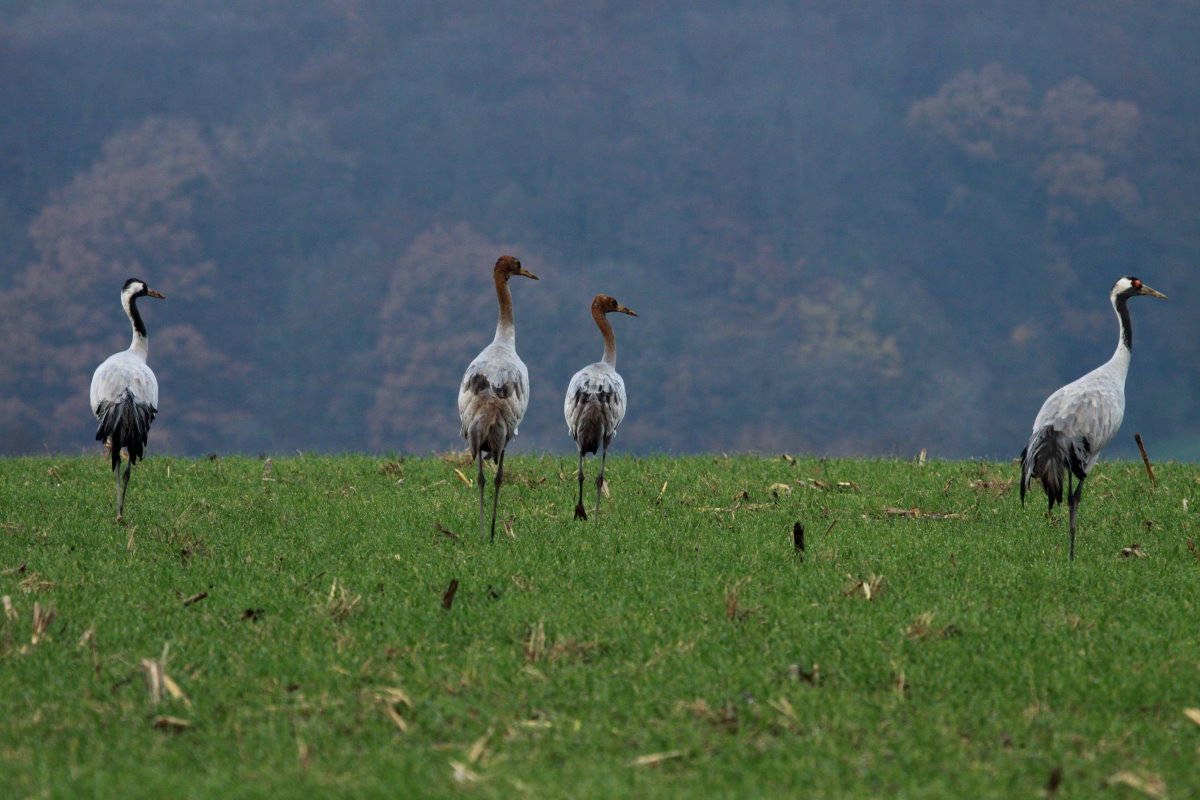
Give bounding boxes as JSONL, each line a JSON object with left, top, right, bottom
{"left": 1, "top": 1, "right": 1197, "bottom": 460}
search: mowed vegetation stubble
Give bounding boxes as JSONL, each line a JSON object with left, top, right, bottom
{"left": 1, "top": 453, "right": 1198, "bottom": 799}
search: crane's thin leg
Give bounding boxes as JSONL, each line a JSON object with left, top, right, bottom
{"left": 574, "top": 450, "right": 588, "bottom": 521}
{"left": 113, "top": 459, "right": 124, "bottom": 523}
{"left": 1067, "top": 499, "right": 1077, "bottom": 560}
{"left": 476, "top": 451, "right": 487, "bottom": 540}
{"left": 117, "top": 459, "right": 132, "bottom": 523}
{"left": 490, "top": 449, "right": 506, "bottom": 541}
{"left": 1067, "top": 475, "right": 1085, "bottom": 561}
{"left": 594, "top": 439, "right": 609, "bottom": 523}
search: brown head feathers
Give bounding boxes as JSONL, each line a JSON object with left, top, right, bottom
{"left": 494, "top": 255, "right": 539, "bottom": 282}
{"left": 591, "top": 294, "right": 638, "bottom": 318}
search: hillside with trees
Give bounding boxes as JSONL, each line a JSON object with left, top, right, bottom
{"left": 2, "top": 2, "right": 1197, "bottom": 459}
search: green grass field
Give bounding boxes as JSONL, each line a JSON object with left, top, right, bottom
{"left": 1, "top": 453, "right": 1198, "bottom": 799}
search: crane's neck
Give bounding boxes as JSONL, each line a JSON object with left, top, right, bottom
{"left": 594, "top": 307, "right": 617, "bottom": 367}
{"left": 493, "top": 270, "right": 516, "bottom": 345}
{"left": 125, "top": 293, "right": 149, "bottom": 359}
{"left": 1106, "top": 293, "right": 1133, "bottom": 374}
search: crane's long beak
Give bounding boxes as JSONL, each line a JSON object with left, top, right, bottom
{"left": 147, "top": 289, "right": 166, "bottom": 299}
{"left": 1140, "top": 285, "right": 1167, "bottom": 299}
{"left": 518, "top": 268, "right": 539, "bottom": 280}
{"left": 618, "top": 305, "right": 638, "bottom": 317}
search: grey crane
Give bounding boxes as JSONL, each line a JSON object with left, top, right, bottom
{"left": 564, "top": 294, "right": 638, "bottom": 521}
{"left": 1020, "top": 276, "right": 1166, "bottom": 558}
{"left": 458, "top": 255, "right": 539, "bottom": 540}
{"left": 90, "top": 278, "right": 166, "bottom": 523}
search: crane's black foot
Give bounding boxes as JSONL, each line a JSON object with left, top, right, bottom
{"left": 574, "top": 503, "right": 588, "bottom": 521}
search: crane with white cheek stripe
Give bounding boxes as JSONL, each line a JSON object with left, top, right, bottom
{"left": 90, "top": 278, "right": 166, "bottom": 523}
{"left": 1020, "top": 275, "right": 1166, "bottom": 559}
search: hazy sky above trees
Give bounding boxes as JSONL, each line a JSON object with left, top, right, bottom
{"left": 1, "top": 2, "right": 1197, "bottom": 460}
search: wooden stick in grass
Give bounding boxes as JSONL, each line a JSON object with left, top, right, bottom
{"left": 442, "top": 578, "right": 459, "bottom": 611}
{"left": 1134, "top": 433, "right": 1155, "bottom": 487}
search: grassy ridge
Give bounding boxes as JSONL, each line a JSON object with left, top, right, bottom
{"left": 1, "top": 453, "right": 1198, "bottom": 798}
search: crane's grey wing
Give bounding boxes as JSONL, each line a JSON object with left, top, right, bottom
{"left": 458, "top": 351, "right": 530, "bottom": 429}
{"left": 564, "top": 363, "right": 626, "bottom": 454}
{"left": 457, "top": 346, "right": 530, "bottom": 457}
{"left": 91, "top": 353, "right": 159, "bottom": 414}
{"left": 90, "top": 354, "right": 159, "bottom": 469}
{"left": 1031, "top": 378, "right": 1125, "bottom": 461}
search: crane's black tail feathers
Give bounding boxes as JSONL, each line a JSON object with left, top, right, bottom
{"left": 94, "top": 388, "right": 157, "bottom": 470}
{"left": 1020, "top": 425, "right": 1088, "bottom": 511}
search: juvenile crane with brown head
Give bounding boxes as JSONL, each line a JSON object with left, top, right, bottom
{"left": 564, "top": 294, "right": 638, "bottom": 522}
{"left": 458, "top": 255, "right": 539, "bottom": 540}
